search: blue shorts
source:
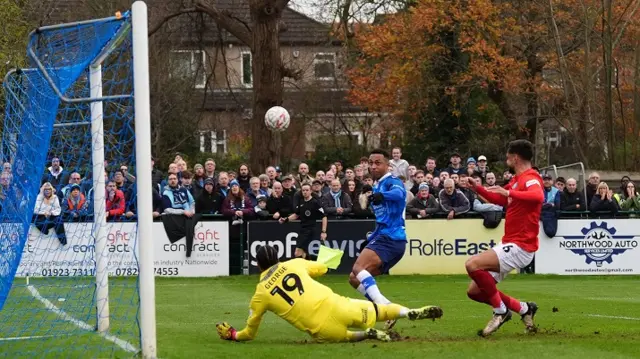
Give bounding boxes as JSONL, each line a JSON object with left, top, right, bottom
{"left": 365, "top": 235, "right": 407, "bottom": 274}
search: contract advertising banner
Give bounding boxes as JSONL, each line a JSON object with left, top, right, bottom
{"left": 537, "top": 219, "right": 639, "bottom": 275}
{"left": 15, "top": 221, "right": 229, "bottom": 277}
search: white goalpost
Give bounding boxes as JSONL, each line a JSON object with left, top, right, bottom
{"left": 131, "top": 2, "right": 158, "bottom": 357}
{"left": 0, "top": 1, "right": 157, "bottom": 358}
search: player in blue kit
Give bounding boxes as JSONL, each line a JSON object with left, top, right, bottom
{"left": 349, "top": 149, "right": 430, "bottom": 329}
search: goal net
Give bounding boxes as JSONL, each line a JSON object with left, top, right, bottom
{"left": 0, "top": 3, "right": 154, "bottom": 358}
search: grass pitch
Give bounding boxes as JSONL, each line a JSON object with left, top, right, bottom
{"left": 166, "top": 275, "right": 639, "bottom": 359}
{"left": 1, "top": 275, "right": 639, "bottom": 358}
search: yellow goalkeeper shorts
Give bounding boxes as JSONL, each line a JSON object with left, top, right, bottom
{"left": 313, "top": 296, "right": 377, "bottom": 342}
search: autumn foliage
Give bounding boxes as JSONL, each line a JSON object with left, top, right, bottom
{"left": 347, "top": 0, "right": 640, "bottom": 170}
{"left": 348, "top": 0, "right": 526, "bottom": 118}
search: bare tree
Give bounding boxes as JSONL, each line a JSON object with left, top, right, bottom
{"left": 150, "top": 0, "right": 306, "bottom": 173}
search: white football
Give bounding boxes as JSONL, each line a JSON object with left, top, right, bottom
{"left": 264, "top": 106, "right": 290, "bottom": 132}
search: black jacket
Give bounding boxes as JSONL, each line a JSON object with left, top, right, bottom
{"left": 282, "top": 187, "right": 296, "bottom": 199}
{"left": 237, "top": 176, "right": 251, "bottom": 192}
{"left": 586, "top": 183, "right": 598, "bottom": 206}
{"left": 561, "top": 190, "right": 586, "bottom": 211}
{"left": 590, "top": 194, "right": 619, "bottom": 213}
{"left": 459, "top": 187, "right": 476, "bottom": 205}
{"left": 195, "top": 190, "right": 223, "bottom": 214}
{"left": 406, "top": 195, "right": 440, "bottom": 218}
{"left": 151, "top": 168, "right": 164, "bottom": 188}
{"left": 267, "top": 195, "right": 293, "bottom": 217}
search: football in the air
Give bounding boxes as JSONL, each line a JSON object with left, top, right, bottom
{"left": 264, "top": 106, "right": 290, "bottom": 132}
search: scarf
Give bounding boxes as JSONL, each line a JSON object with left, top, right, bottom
{"left": 170, "top": 187, "right": 189, "bottom": 207}
{"left": 231, "top": 195, "right": 245, "bottom": 210}
{"left": 331, "top": 190, "right": 342, "bottom": 208}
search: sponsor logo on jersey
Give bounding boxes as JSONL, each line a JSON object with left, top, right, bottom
{"left": 526, "top": 179, "right": 540, "bottom": 188}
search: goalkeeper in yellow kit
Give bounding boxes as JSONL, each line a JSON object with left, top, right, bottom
{"left": 216, "top": 245, "right": 443, "bottom": 343}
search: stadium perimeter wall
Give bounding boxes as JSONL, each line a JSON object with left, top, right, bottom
{"left": 11, "top": 217, "right": 639, "bottom": 278}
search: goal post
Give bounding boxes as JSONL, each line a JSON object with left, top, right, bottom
{"left": 131, "top": 2, "right": 158, "bottom": 357}
{"left": 0, "top": 1, "right": 156, "bottom": 358}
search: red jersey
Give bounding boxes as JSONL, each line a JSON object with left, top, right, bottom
{"left": 474, "top": 168, "right": 544, "bottom": 252}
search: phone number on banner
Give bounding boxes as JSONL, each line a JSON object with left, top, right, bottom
{"left": 40, "top": 268, "right": 97, "bottom": 277}
{"left": 38, "top": 267, "right": 181, "bottom": 277}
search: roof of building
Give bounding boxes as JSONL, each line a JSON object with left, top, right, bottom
{"left": 37, "top": 0, "right": 338, "bottom": 46}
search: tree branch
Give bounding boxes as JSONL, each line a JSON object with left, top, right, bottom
{"left": 148, "top": 8, "right": 198, "bottom": 37}
{"left": 194, "top": 0, "right": 254, "bottom": 50}
{"left": 281, "top": 64, "right": 303, "bottom": 80}
{"left": 275, "top": 0, "right": 292, "bottom": 12}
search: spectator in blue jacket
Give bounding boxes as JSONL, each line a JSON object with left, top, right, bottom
{"left": 542, "top": 173, "right": 561, "bottom": 208}
{"left": 162, "top": 174, "right": 195, "bottom": 215}
{"left": 161, "top": 173, "right": 197, "bottom": 257}
{"left": 541, "top": 173, "right": 560, "bottom": 237}
{"left": 247, "top": 176, "right": 268, "bottom": 207}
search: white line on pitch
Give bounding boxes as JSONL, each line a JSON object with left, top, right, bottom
{"left": 586, "top": 314, "right": 640, "bottom": 321}
{"left": 27, "top": 285, "right": 138, "bottom": 353}
{"left": 0, "top": 334, "right": 57, "bottom": 341}
{"left": 585, "top": 297, "right": 639, "bottom": 301}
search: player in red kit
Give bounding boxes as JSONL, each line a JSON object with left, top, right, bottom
{"left": 465, "top": 140, "right": 543, "bottom": 337}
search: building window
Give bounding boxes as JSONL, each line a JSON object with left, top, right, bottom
{"left": 241, "top": 52, "right": 252, "bottom": 86}
{"left": 199, "top": 130, "right": 227, "bottom": 153}
{"left": 170, "top": 50, "right": 207, "bottom": 88}
{"left": 336, "top": 131, "right": 362, "bottom": 145}
{"left": 313, "top": 53, "right": 335, "bottom": 80}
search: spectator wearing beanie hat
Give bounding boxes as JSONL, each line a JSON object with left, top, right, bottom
{"left": 196, "top": 177, "right": 223, "bottom": 214}
{"left": 406, "top": 183, "right": 439, "bottom": 219}
{"left": 222, "top": 179, "right": 253, "bottom": 225}
{"left": 62, "top": 183, "right": 88, "bottom": 221}
{"left": 254, "top": 194, "right": 270, "bottom": 220}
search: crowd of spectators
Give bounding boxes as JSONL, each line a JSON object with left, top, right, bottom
{"left": 2, "top": 148, "right": 638, "bottom": 239}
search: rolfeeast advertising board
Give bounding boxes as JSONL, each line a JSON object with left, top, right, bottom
{"left": 16, "top": 221, "right": 229, "bottom": 277}
{"left": 247, "top": 220, "right": 375, "bottom": 274}
{"left": 390, "top": 219, "right": 504, "bottom": 275}
{"left": 537, "top": 219, "right": 639, "bottom": 275}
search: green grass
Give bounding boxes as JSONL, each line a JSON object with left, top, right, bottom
{"left": 2, "top": 275, "right": 640, "bottom": 358}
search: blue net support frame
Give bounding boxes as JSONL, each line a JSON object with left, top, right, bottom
{"left": 0, "top": 2, "right": 155, "bottom": 357}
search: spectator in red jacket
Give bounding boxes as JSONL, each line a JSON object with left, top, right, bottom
{"left": 106, "top": 180, "right": 125, "bottom": 221}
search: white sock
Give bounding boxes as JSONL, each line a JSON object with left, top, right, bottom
{"left": 398, "top": 307, "right": 409, "bottom": 317}
{"left": 356, "top": 270, "right": 391, "bottom": 304}
{"left": 356, "top": 284, "right": 372, "bottom": 301}
{"left": 493, "top": 302, "right": 507, "bottom": 314}
{"left": 519, "top": 302, "right": 529, "bottom": 315}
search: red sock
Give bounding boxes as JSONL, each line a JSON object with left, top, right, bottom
{"left": 499, "top": 291, "right": 522, "bottom": 313}
{"left": 467, "top": 291, "right": 489, "bottom": 304}
{"left": 468, "top": 270, "right": 503, "bottom": 309}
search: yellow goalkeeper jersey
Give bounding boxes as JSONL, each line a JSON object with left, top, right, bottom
{"left": 235, "top": 259, "right": 333, "bottom": 341}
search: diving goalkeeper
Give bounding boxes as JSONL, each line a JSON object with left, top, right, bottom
{"left": 216, "top": 245, "right": 443, "bottom": 343}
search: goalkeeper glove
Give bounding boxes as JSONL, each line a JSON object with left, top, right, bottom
{"left": 369, "top": 192, "right": 384, "bottom": 205}
{"left": 216, "top": 322, "right": 237, "bottom": 341}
